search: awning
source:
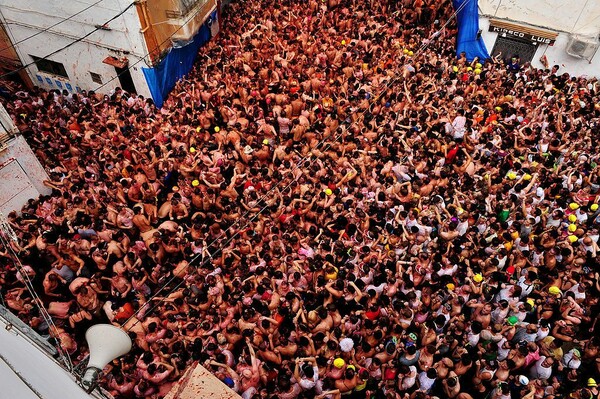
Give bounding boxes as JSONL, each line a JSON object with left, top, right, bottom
{"left": 102, "top": 56, "right": 128, "bottom": 69}
{"left": 489, "top": 19, "right": 558, "bottom": 45}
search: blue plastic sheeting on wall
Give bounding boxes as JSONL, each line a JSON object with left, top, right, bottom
{"left": 453, "top": 0, "right": 490, "bottom": 62}
{"left": 142, "top": 11, "right": 217, "bottom": 108}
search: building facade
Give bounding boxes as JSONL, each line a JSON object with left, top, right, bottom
{"left": 478, "top": 0, "right": 600, "bottom": 76}
{"left": 0, "top": 103, "right": 50, "bottom": 215}
{"left": 0, "top": 0, "right": 218, "bottom": 102}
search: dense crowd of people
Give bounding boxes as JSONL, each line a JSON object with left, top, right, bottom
{"left": 1, "top": 0, "right": 600, "bottom": 398}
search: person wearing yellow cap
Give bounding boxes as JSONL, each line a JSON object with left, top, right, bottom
{"left": 324, "top": 188, "right": 333, "bottom": 196}
{"left": 569, "top": 202, "right": 579, "bottom": 210}
{"left": 192, "top": 179, "right": 200, "bottom": 187}
{"left": 588, "top": 378, "right": 597, "bottom": 387}
{"left": 568, "top": 214, "right": 577, "bottom": 223}
{"left": 526, "top": 298, "right": 535, "bottom": 308}
{"left": 591, "top": 203, "right": 599, "bottom": 212}
{"left": 568, "top": 235, "right": 578, "bottom": 243}
{"left": 473, "top": 274, "right": 483, "bottom": 283}
{"left": 549, "top": 286, "right": 561, "bottom": 296}
{"left": 333, "top": 358, "right": 345, "bottom": 369}
{"left": 447, "top": 283, "right": 455, "bottom": 291}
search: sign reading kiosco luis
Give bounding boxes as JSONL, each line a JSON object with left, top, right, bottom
{"left": 489, "top": 23, "right": 557, "bottom": 46}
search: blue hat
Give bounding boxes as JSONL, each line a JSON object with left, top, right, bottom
{"left": 223, "top": 377, "right": 234, "bottom": 387}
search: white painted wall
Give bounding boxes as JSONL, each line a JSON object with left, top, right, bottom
{"left": 0, "top": 104, "right": 50, "bottom": 215}
{"left": 478, "top": 0, "right": 600, "bottom": 77}
{"left": 0, "top": 135, "right": 52, "bottom": 215}
{"left": 0, "top": 100, "right": 18, "bottom": 142}
{"left": 479, "top": 0, "right": 600, "bottom": 36}
{"left": 0, "top": 0, "right": 151, "bottom": 97}
{"left": 0, "top": 312, "right": 110, "bottom": 399}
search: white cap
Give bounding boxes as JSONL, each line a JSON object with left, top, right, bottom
{"left": 518, "top": 375, "right": 529, "bottom": 385}
{"left": 339, "top": 337, "right": 354, "bottom": 352}
{"left": 536, "top": 187, "right": 544, "bottom": 198}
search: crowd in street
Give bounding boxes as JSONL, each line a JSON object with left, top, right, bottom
{"left": 1, "top": 0, "right": 600, "bottom": 398}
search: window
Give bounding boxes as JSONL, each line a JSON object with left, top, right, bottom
{"left": 90, "top": 72, "right": 103, "bottom": 84}
{"left": 30, "top": 55, "right": 69, "bottom": 78}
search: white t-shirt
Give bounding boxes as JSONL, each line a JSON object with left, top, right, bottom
{"left": 457, "top": 220, "right": 469, "bottom": 236}
{"left": 497, "top": 338, "right": 511, "bottom": 361}
{"left": 299, "top": 367, "right": 319, "bottom": 390}
{"left": 562, "top": 351, "right": 581, "bottom": 369}
{"left": 467, "top": 330, "right": 480, "bottom": 347}
{"left": 451, "top": 115, "right": 467, "bottom": 139}
{"left": 530, "top": 357, "right": 552, "bottom": 380}
{"left": 536, "top": 327, "right": 550, "bottom": 341}
{"left": 417, "top": 371, "right": 436, "bottom": 392}
{"left": 568, "top": 285, "right": 586, "bottom": 301}
{"left": 517, "top": 277, "right": 534, "bottom": 298}
{"left": 401, "top": 365, "right": 417, "bottom": 390}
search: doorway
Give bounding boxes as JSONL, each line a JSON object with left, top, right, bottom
{"left": 491, "top": 36, "right": 538, "bottom": 64}
{"left": 114, "top": 66, "right": 137, "bottom": 94}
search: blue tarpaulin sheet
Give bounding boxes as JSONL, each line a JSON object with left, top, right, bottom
{"left": 142, "top": 11, "right": 217, "bottom": 108}
{"left": 453, "top": 0, "right": 490, "bottom": 62}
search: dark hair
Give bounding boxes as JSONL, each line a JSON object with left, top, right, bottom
{"left": 302, "top": 363, "right": 314, "bottom": 378}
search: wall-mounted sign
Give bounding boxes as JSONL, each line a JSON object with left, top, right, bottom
{"left": 489, "top": 20, "right": 557, "bottom": 46}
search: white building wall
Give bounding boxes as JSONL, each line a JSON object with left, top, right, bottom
{"left": 478, "top": 0, "right": 600, "bottom": 77}
{"left": 479, "top": 0, "right": 600, "bottom": 36}
{"left": 0, "top": 0, "right": 151, "bottom": 97}
{"left": 0, "top": 104, "right": 51, "bottom": 215}
{"left": 0, "top": 311, "right": 110, "bottom": 399}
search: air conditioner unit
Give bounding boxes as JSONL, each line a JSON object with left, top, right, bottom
{"left": 566, "top": 36, "right": 600, "bottom": 59}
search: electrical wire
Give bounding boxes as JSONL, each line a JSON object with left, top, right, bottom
{"left": 119, "top": 0, "right": 472, "bottom": 331}
{"left": 93, "top": 1, "right": 217, "bottom": 92}
{"left": 0, "top": 2, "right": 135, "bottom": 80}
{"left": 0, "top": 0, "right": 106, "bottom": 54}
{"left": 0, "top": 212, "right": 73, "bottom": 372}
{"left": 122, "top": 0, "right": 471, "bottom": 329}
